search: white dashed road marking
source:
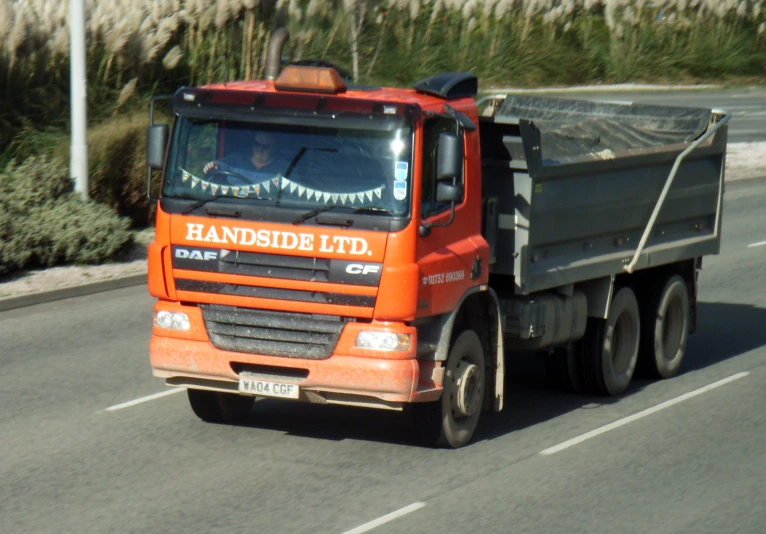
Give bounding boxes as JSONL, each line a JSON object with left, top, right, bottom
{"left": 105, "top": 388, "right": 185, "bottom": 411}
{"left": 540, "top": 372, "right": 751, "bottom": 455}
{"left": 342, "top": 503, "right": 426, "bottom": 534}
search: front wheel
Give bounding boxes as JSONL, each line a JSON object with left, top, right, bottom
{"left": 187, "top": 389, "right": 255, "bottom": 424}
{"left": 412, "top": 330, "right": 486, "bottom": 448}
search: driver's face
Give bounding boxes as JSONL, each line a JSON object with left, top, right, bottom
{"left": 252, "top": 132, "right": 276, "bottom": 168}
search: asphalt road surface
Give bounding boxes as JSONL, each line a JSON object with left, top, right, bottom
{"left": 2, "top": 89, "right": 765, "bottom": 534}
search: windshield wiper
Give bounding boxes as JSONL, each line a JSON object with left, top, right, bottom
{"left": 181, "top": 197, "right": 219, "bottom": 215}
{"left": 353, "top": 206, "right": 391, "bottom": 215}
{"left": 293, "top": 205, "right": 345, "bottom": 225}
{"left": 180, "top": 197, "right": 267, "bottom": 216}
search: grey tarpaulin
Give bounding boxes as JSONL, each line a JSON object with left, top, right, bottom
{"left": 496, "top": 95, "right": 712, "bottom": 162}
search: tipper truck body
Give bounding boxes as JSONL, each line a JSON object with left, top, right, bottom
{"left": 146, "top": 37, "right": 729, "bottom": 447}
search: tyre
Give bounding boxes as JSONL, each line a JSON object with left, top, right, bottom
{"left": 412, "top": 330, "right": 486, "bottom": 448}
{"left": 187, "top": 389, "right": 255, "bottom": 424}
{"left": 578, "top": 287, "right": 640, "bottom": 396}
{"left": 639, "top": 275, "right": 690, "bottom": 379}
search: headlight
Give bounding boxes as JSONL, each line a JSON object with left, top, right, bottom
{"left": 154, "top": 311, "right": 190, "bottom": 331}
{"left": 355, "top": 331, "right": 411, "bottom": 351}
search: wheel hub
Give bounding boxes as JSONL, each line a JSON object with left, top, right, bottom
{"left": 453, "top": 361, "right": 481, "bottom": 418}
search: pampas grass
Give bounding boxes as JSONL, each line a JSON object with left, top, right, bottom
{"left": 1, "top": 0, "right": 766, "bottom": 155}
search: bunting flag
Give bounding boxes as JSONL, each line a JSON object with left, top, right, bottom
{"left": 178, "top": 168, "right": 386, "bottom": 205}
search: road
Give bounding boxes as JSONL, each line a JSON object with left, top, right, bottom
{"left": 2, "top": 89, "right": 765, "bottom": 533}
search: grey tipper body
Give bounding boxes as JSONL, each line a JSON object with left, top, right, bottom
{"left": 481, "top": 95, "right": 726, "bottom": 295}
{"left": 477, "top": 94, "right": 728, "bottom": 349}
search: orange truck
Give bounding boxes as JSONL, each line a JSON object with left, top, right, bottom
{"left": 146, "top": 30, "right": 730, "bottom": 447}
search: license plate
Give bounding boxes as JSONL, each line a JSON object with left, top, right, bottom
{"left": 238, "top": 378, "right": 299, "bottom": 399}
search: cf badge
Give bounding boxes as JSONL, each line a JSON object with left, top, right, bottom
{"left": 345, "top": 264, "right": 381, "bottom": 275}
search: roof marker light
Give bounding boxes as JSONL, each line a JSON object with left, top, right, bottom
{"left": 274, "top": 66, "right": 347, "bottom": 95}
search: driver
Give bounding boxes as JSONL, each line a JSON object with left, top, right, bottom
{"left": 203, "top": 131, "right": 285, "bottom": 183}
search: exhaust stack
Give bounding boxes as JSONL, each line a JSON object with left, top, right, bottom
{"left": 264, "top": 28, "right": 290, "bottom": 81}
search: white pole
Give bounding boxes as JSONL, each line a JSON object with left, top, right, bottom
{"left": 70, "top": 0, "right": 88, "bottom": 200}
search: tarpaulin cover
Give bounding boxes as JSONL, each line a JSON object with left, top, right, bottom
{"left": 496, "top": 95, "right": 713, "bottom": 162}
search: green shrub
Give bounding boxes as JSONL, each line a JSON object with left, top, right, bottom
{"left": 0, "top": 156, "right": 133, "bottom": 276}
{"left": 87, "top": 113, "right": 154, "bottom": 227}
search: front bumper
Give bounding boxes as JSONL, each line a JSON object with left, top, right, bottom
{"left": 149, "top": 303, "right": 444, "bottom": 409}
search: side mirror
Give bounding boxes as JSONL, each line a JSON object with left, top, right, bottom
{"left": 147, "top": 124, "right": 169, "bottom": 170}
{"left": 436, "top": 182, "right": 463, "bottom": 203}
{"left": 436, "top": 132, "right": 463, "bottom": 181}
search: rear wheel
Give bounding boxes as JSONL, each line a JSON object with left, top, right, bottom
{"left": 578, "top": 287, "right": 640, "bottom": 396}
{"left": 412, "top": 330, "right": 486, "bottom": 448}
{"left": 187, "top": 389, "right": 255, "bottom": 424}
{"left": 639, "top": 275, "right": 690, "bottom": 379}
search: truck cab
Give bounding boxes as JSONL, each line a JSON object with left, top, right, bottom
{"left": 147, "top": 63, "right": 498, "bottom": 447}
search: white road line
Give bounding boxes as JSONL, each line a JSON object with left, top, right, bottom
{"left": 540, "top": 371, "right": 750, "bottom": 456}
{"left": 342, "top": 503, "right": 426, "bottom": 534}
{"left": 105, "top": 388, "right": 185, "bottom": 411}
{"left": 747, "top": 240, "right": 766, "bottom": 248}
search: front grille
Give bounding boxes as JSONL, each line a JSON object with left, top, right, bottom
{"left": 171, "top": 246, "right": 382, "bottom": 286}
{"left": 176, "top": 279, "right": 375, "bottom": 307}
{"left": 201, "top": 304, "right": 346, "bottom": 359}
{"left": 220, "top": 251, "right": 331, "bottom": 282}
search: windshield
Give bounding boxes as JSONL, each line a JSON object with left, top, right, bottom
{"left": 163, "top": 117, "right": 414, "bottom": 217}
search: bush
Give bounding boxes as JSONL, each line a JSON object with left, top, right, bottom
{"left": 0, "top": 156, "right": 133, "bottom": 276}
{"left": 87, "top": 112, "right": 155, "bottom": 227}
